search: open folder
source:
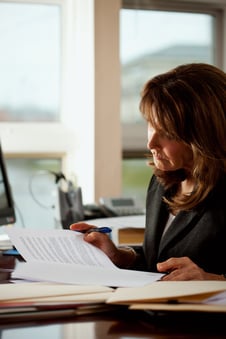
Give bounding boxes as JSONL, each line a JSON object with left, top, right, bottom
{"left": 5, "top": 227, "right": 163, "bottom": 287}
{"left": 106, "top": 281, "right": 226, "bottom": 313}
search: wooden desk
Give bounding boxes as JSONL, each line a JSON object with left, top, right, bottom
{"left": 1, "top": 308, "right": 226, "bottom": 338}
{"left": 1, "top": 254, "right": 226, "bottom": 338}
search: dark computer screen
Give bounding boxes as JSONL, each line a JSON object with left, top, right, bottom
{"left": 0, "top": 142, "right": 16, "bottom": 226}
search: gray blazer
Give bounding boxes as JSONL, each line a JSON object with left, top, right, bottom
{"left": 135, "top": 175, "right": 226, "bottom": 275}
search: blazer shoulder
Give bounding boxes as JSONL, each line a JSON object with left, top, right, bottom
{"left": 147, "top": 175, "right": 161, "bottom": 190}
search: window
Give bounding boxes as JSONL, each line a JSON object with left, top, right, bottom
{"left": 120, "top": 1, "right": 222, "bottom": 206}
{"left": 0, "top": 0, "right": 64, "bottom": 232}
{"left": 122, "top": 158, "right": 152, "bottom": 205}
{"left": 0, "top": 2, "right": 61, "bottom": 122}
{"left": 0, "top": 0, "right": 122, "bottom": 230}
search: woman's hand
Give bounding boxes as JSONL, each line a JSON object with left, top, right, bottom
{"left": 70, "top": 222, "right": 137, "bottom": 268}
{"left": 157, "top": 257, "right": 225, "bottom": 281}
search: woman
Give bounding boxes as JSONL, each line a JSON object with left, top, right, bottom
{"left": 70, "top": 63, "right": 226, "bottom": 280}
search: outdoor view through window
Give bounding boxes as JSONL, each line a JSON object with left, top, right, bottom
{"left": 0, "top": 3, "right": 61, "bottom": 231}
{"left": 0, "top": 3, "right": 60, "bottom": 122}
{"left": 120, "top": 9, "right": 214, "bottom": 206}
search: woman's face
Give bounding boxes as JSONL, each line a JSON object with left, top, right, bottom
{"left": 147, "top": 122, "right": 193, "bottom": 172}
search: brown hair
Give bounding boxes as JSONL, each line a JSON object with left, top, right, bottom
{"left": 140, "top": 63, "right": 226, "bottom": 211}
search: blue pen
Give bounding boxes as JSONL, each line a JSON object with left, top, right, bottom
{"left": 76, "top": 227, "right": 112, "bottom": 234}
{"left": 87, "top": 227, "right": 112, "bottom": 234}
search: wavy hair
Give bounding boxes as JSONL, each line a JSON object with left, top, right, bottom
{"left": 140, "top": 63, "right": 226, "bottom": 211}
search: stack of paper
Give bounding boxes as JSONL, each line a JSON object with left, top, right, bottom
{"left": 0, "top": 282, "right": 116, "bottom": 321}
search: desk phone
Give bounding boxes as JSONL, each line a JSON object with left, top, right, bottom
{"left": 99, "top": 197, "right": 145, "bottom": 217}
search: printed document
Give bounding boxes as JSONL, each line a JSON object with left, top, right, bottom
{"left": 5, "top": 227, "right": 163, "bottom": 287}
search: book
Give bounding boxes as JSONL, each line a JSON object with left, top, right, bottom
{"left": 106, "top": 281, "right": 226, "bottom": 313}
{"left": 5, "top": 227, "right": 163, "bottom": 287}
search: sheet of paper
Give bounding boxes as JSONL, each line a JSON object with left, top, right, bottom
{"left": 5, "top": 227, "right": 115, "bottom": 268}
{"left": 6, "top": 227, "right": 163, "bottom": 287}
{"left": 204, "top": 291, "right": 226, "bottom": 305}
{"left": 12, "top": 261, "right": 163, "bottom": 287}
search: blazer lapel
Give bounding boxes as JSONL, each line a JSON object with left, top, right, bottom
{"left": 144, "top": 178, "right": 169, "bottom": 270}
{"left": 158, "top": 209, "right": 202, "bottom": 255}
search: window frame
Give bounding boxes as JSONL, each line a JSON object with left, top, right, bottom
{"left": 121, "top": 0, "right": 225, "bottom": 155}
{"left": 0, "top": 0, "right": 67, "bottom": 161}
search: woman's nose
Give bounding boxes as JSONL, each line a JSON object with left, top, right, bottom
{"left": 147, "top": 130, "right": 159, "bottom": 150}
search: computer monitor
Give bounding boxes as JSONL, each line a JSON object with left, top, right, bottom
{"left": 0, "top": 142, "right": 16, "bottom": 226}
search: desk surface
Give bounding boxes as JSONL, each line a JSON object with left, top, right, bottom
{"left": 1, "top": 254, "right": 226, "bottom": 338}
{"left": 1, "top": 309, "right": 226, "bottom": 339}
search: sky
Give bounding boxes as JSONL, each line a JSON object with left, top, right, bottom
{"left": 120, "top": 9, "right": 212, "bottom": 63}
